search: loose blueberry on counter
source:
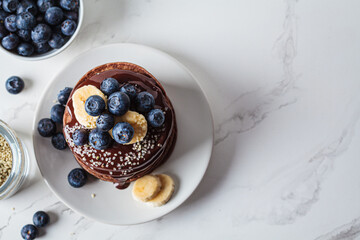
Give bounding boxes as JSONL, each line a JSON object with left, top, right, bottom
{"left": 0, "top": 24, "right": 9, "bottom": 39}
{"left": 5, "top": 76, "right": 24, "bottom": 94}
{"left": 2, "top": 0, "right": 19, "bottom": 13}
{"left": 100, "top": 77, "right": 120, "bottom": 96}
{"left": 17, "top": 29, "right": 31, "bottom": 41}
{"left": 63, "top": 10, "right": 77, "bottom": 21}
{"left": 85, "top": 95, "right": 106, "bottom": 116}
{"left": 57, "top": 87, "right": 72, "bottom": 105}
{"left": 96, "top": 113, "right": 115, "bottom": 132}
{"left": 60, "top": 0, "right": 78, "bottom": 11}
{"left": 21, "top": 224, "right": 38, "bottom": 240}
{"left": 108, "top": 91, "right": 130, "bottom": 116}
{"left": 72, "top": 128, "right": 88, "bottom": 146}
{"left": 33, "top": 41, "right": 50, "bottom": 53}
{"left": 120, "top": 83, "right": 137, "bottom": 100}
{"left": 51, "top": 132, "right": 67, "bottom": 150}
{"left": 89, "top": 128, "right": 111, "bottom": 150}
{"left": 135, "top": 92, "right": 155, "bottom": 113}
{"left": 68, "top": 168, "right": 87, "bottom": 188}
{"left": 60, "top": 19, "right": 76, "bottom": 36}
{"left": 17, "top": 0, "right": 38, "bottom": 16}
{"left": 4, "top": 14, "right": 17, "bottom": 32}
{"left": 48, "top": 32, "right": 64, "bottom": 48}
{"left": 50, "top": 104, "right": 65, "bottom": 123}
{"left": 37, "top": 0, "right": 55, "bottom": 13}
{"left": 45, "top": 6, "right": 63, "bottom": 25}
{"left": 33, "top": 211, "right": 50, "bottom": 228}
{"left": 16, "top": 12, "right": 36, "bottom": 30}
{"left": 17, "top": 42, "right": 34, "bottom": 56}
{"left": 112, "top": 122, "right": 134, "bottom": 144}
{"left": 37, "top": 118, "right": 56, "bottom": 137}
{"left": 1, "top": 33, "right": 19, "bottom": 49}
{"left": 147, "top": 109, "right": 165, "bottom": 128}
{"left": 31, "top": 23, "right": 51, "bottom": 43}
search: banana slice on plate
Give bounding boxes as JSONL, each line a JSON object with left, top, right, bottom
{"left": 146, "top": 174, "right": 175, "bottom": 207}
{"left": 72, "top": 85, "right": 106, "bottom": 128}
{"left": 132, "top": 175, "right": 162, "bottom": 202}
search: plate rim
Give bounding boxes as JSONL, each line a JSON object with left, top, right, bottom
{"left": 32, "top": 43, "right": 214, "bottom": 225}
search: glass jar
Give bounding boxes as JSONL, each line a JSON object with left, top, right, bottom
{"left": 0, "top": 120, "right": 29, "bottom": 200}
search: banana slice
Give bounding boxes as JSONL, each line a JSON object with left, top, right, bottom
{"left": 132, "top": 175, "right": 162, "bottom": 202}
{"left": 146, "top": 174, "right": 175, "bottom": 207}
{"left": 109, "top": 111, "right": 147, "bottom": 144}
{"left": 72, "top": 85, "right": 107, "bottom": 128}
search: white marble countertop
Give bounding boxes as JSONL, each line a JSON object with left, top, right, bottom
{"left": 1, "top": 0, "right": 360, "bottom": 239}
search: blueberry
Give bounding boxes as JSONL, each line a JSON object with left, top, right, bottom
{"left": 48, "top": 32, "right": 64, "bottom": 48}
{"left": 37, "top": 0, "right": 54, "bottom": 13}
{"left": 57, "top": 87, "right": 72, "bottom": 105}
{"left": 51, "top": 132, "right": 67, "bottom": 150}
{"left": 96, "top": 113, "right": 114, "bottom": 132}
{"left": 2, "top": 0, "right": 19, "bottom": 13}
{"left": 31, "top": 23, "right": 51, "bottom": 43}
{"left": 33, "top": 211, "right": 50, "bottom": 228}
{"left": 120, "top": 83, "right": 137, "bottom": 100}
{"left": 108, "top": 92, "right": 130, "bottom": 116}
{"left": 100, "top": 77, "right": 120, "bottom": 96}
{"left": 112, "top": 122, "right": 134, "bottom": 144}
{"left": 17, "top": 29, "right": 30, "bottom": 41}
{"left": 50, "top": 104, "right": 65, "bottom": 123}
{"left": 17, "top": 42, "right": 34, "bottom": 56}
{"left": 89, "top": 128, "right": 111, "bottom": 150}
{"left": 1, "top": 33, "right": 19, "bottom": 49}
{"left": 135, "top": 92, "right": 155, "bottom": 113}
{"left": 21, "top": 224, "right": 38, "bottom": 240}
{"left": 34, "top": 41, "right": 50, "bottom": 53}
{"left": 59, "top": 0, "right": 78, "bottom": 11}
{"left": 37, "top": 118, "right": 56, "bottom": 137}
{"left": 60, "top": 19, "right": 76, "bottom": 36}
{"left": 0, "top": 24, "right": 8, "bottom": 39}
{"left": 17, "top": 0, "right": 38, "bottom": 16}
{"left": 147, "top": 109, "right": 165, "bottom": 128}
{"left": 68, "top": 168, "right": 87, "bottom": 188}
{"left": 85, "top": 95, "right": 106, "bottom": 116}
{"left": 5, "top": 76, "right": 24, "bottom": 94}
{"left": 4, "top": 14, "right": 17, "bottom": 32}
{"left": 63, "top": 11, "right": 77, "bottom": 21}
{"left": 72, "top": 128, "right": 88, "bottom": 146}
{"left": 45, "top": 6, "right": 63, "bottom": 25}
{"left": 16, "top": 12, "right": 36, "bottom": 30}
{"left": 0, "top": 10, "right": 9, "bottom": 22}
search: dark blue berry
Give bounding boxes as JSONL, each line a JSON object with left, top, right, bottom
{"left": 68, "top": 168, "right": 87, "bottom": 188}
{"left": 100, "top": 77, "right": 120, "bottom": 96}
{"left": 85, "top": 95, "right": 106, "bottom": 116}
{"left": 37, "top": 118, "right": 56, "bottom": 137}
{"left": 4, "top": 14, "right": 17, "bottom": 32}
{"left": 72, "top": 128, "right": 88, "bottom": 146}
{"left": 120, "top": 83, "right": 137, "bottom": 100}
{"left": 0, "top": 10, "right": 9, "bottom": 22}
{"left": 17, "top": 42, "right": 34, "bottom": 56}
{"left": 21, "top": 224, "right": 38, "bottom": 240}
{"left": 34, "top": 41, "right": 50, "bottom": 53}
{"left": 96, "top": 113, "right": 115, "bottom": 132}
{"left": 5, "top": 76, "right": 24, "bottom": 94}
{"left": 1, "top": 33, "right": 19, "bottom": 49}
{"left": 45, "top": 6, "right": 63, "bottom": 25}
{"left": 31, "top": 23, "right": 51, "bottom": 43}
{"left": 59, "top": 0, "right": 78, "bottom": 11}
{"left": 112, "top": 122, "right": 134, "bottom": 144}
{"left": 60, "top": 19, "right": 76, "bottom": 36}
{"left": 17, "top": 29, "right": 30, "bottom": 41}
{"left": 2, "top": 0, "right": 19, "bottom": 13}
{"left": 108, "top": 91, "right": 130, "bottom": 116}
{"left": 135, "top": 92, "right": 155, "bottom": 113}
{"left": 89, "top": 128, "right": 111, "bottom": 150}
{"left": 50, "top": 104, "right": 65, "bottom": 123}
{"left": 16, "top": 11, "right": 36, "bottom": 30}
{"left": 51, "top": 132, "right": 67, "bottom": 150}
{"left": 17, "top": 0, "right": 38, "bottom": 16}
{"left": 33, "top": 211, "right": 50, "bottom": 228}
{"left": 37, "top": 0, "right": 54, "bottom": 13}
{"left": 57, "top": 87, "right": 72, "bottom": 105}
{"left": 0, "top": 24, "right": 9, "bottom": 39}
{"left": 48, "top": 32, "right": 64, "bottom": 48}
{"left": 63, "top": 11, "right": 77, "bottom": 21}
{"left": 147, "top": 109, "right": 165, "bottom": 128}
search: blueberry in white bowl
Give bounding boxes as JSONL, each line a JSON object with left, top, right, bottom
{"left": 3, "top": 0, "right": 19, "bottom": 13}
{"left": 17, "top": 42, "right": 34, "bottom": 56}
{"left": 16, "top": 11, "right": 36, "bottom": 30}
{"left": 1, "top": 33, "right": 19, "bottom": 50}
{"left": 4, "top": 14, "right": 17, "bottom": 32}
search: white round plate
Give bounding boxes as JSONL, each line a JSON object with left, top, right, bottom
{"left": 32, "top": 43, "right": 214, "bottom": 225}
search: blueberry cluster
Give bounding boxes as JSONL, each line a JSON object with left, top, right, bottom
{"left": 0, "top": 0, "right": 79, "bottom": 57}
{"left": 73, "top": 78, "right": 166, "bottom": 150}
{"left": 21, "top": 211, "right": 50, "bottom": 239}
{"left": 37, "top": 86, "right": 72, "bottom": 150}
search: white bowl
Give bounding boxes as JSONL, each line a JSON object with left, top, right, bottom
{"left": 0, "top": 0, "right": 84, "bottom": 61}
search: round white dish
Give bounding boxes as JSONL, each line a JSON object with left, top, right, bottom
{"left": 32, "top": 43, "right": 214, "bottom": 225}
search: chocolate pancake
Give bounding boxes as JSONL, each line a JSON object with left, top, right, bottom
{"left": 63, "top": 62, "right": 177, "bottom": 189}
